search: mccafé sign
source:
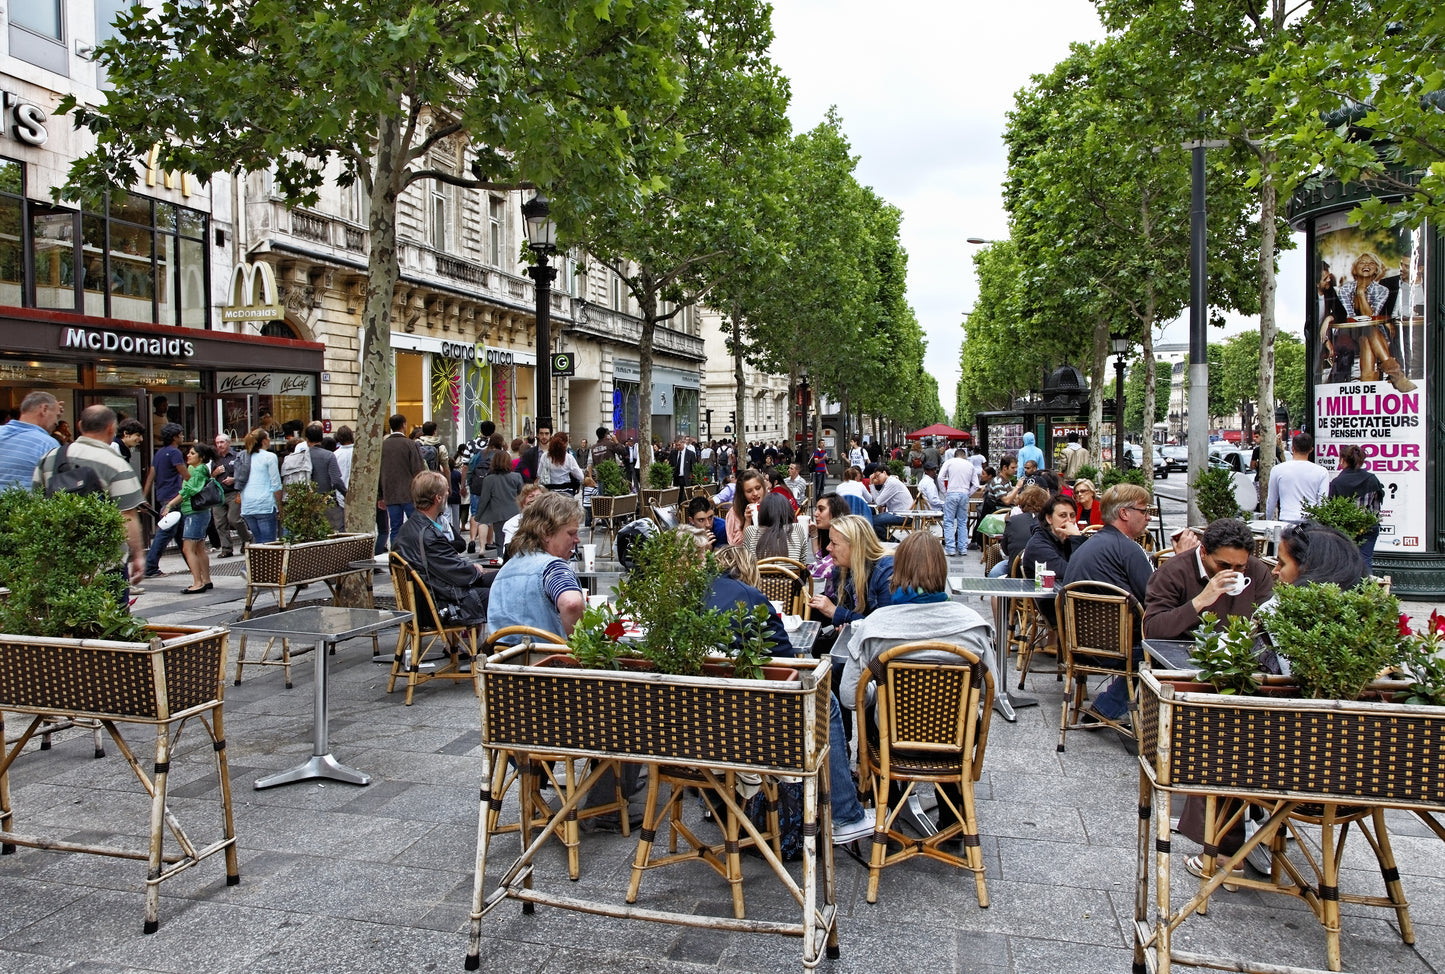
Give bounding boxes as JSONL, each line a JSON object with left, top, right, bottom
{"left": 61, "top": 327, "right": 195, "bottom": 359}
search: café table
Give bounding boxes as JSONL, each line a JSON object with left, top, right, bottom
{"left": 1143, "top": 638, "right": 1197, "bottom": 672}
{"left": 230, "top": 605, "right": 411, "bottom": 789}
{"left": 789, "top": 618, "right": 820, "bottom": 656}
{"left": 948, "top": 575, "right": 1056, "bottom": 722}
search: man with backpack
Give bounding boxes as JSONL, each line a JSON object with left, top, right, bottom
{"left": 416, "top": 420, "right": 450, "bottom": 477}
{"left": 34, "top": 405, "right": 146, "bottom": 588}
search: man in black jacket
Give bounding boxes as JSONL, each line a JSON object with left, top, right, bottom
{"left": 303, "top": 423, "right": 349, "bottom": 531}
{"left": 394, "top": 471, "right": 495, "bottom": 630}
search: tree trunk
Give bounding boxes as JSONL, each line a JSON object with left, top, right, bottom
{"left": 731, "top": 308, "right": 746, "bottom": 471}
{"left": 1088, "top": 316, "right": 1107, "bottom": 468}
{"left": 337, "top": 112, "right": 404, "bottom": 606}
{"left": 1256, "top": 160, "right": 1280, "bottom": 507}
{"left": 636, "top": 273, "right": 657, "bottom": 474}
{"left": 1142, "top": 316, "right": 1157, "bottom": 474}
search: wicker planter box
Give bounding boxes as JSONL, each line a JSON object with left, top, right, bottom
{"left": 468, "top": 647, "right": 838, "bottom": 968}
{"left": 0, "top": 625, "right": 237, "bottom": 932}
{"left": 244, "top": 532, "right": 376, "bottom": 589}
{"left": 1138, "top": 669, "right": 1445, "bottom": 807}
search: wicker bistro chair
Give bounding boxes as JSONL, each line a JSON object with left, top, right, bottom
{"left": 477, "top": 626, "right": 634, "bottom": 881}
{"left": 1056, "top": 581, "right": 1143, "bottom": 753}
{"left": 757, "top": 562, "right": 811, "bottom": 619}
{"left": 385, "top": 553, "right": 477, "bottom": 706}
{"left": 1008, "top": 554, "right": 1061, "bottom": 687}
{"left": 981, "top": 535, "right": 1005, "bottom": 575}
{"left": 626, "top": 765, "right": 783, "bottom": 920}
{"left": 854, "top": 641, "right": 994, "bottom": 907}
{"left": 589, "top": 493, "right": 637, "bottom": 559}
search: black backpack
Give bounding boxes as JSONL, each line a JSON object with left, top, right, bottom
{"left": 467, "top": 447, "right": 492, "bottom": 493}
{"left": 417, "top": 441, "right": 440, "bottom": 472}
{"left": 44, "top": 441, "right": 107, "bottom": 498}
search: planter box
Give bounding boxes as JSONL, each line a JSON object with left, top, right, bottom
{"left": 1139, "top": 669, "right": 1445, "bottom": 807}
{"left": 481, "top": 645, "right": 828, "bottom": 771}
{"left": 0, "top": 625, "right": 237, "bottom": 933}
{"left": 0, "top": 625, "right": 227, "bottom": 721}
{"left": 244, "top": 532, "right": 376, "bottom": 589}
{"left": 237, "top": 532, "right": 378, "bottom": 685}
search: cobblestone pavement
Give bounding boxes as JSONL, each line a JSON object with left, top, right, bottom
{"left": 1, "top": 499, "right": 1441, "bottom": 973}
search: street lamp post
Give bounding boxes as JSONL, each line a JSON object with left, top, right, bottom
{"left": 522, "top": 193, "right": 558, "bottom": 435}
{"left": 1110, "top": 333, "right": 1128, "bottom": 466}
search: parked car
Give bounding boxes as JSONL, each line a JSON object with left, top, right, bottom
{"left": 1123, "top": 444, "right": 1168, "bottom": 480}
{"left": 1159, "top": 445, "right": 1190, "bottom": 473}
{"left": 1208, "top": 445, "right": 1252, "bottom": 473}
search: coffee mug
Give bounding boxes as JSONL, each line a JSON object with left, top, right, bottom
{"left": 1225, "top": 574, "right": 1251, "bottom": 596}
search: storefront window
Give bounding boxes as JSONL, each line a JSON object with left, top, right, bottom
{"left": 20, "top": 193, "right": 207, "bottom": 327}
{"left": 394, "top": 351, "right": 424, "bottom": 428}
{"left": 673, "top": 387, "right": 698, "bottom": 439}
{"left": 0, "top": 160, "right": 21, "bottom": 309}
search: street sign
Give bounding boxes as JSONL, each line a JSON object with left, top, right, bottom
{"left": 550, "top": 352, "right": 575, "bottom": 376}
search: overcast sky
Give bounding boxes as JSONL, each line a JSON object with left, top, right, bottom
{"left": 767, "top": 0, "right": 1305, "bottom": 414}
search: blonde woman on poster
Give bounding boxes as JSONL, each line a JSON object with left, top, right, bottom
{"left": 1320, "top": 251, "right": 1416, "bottom": 392}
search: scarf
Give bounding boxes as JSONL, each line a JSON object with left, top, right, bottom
{"left": 889, "top": 587, "right": 948, "bottom": 606}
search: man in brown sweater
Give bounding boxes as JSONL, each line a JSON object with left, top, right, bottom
{"left": 380, "top": 413, "right": 424, "bottom": 550}
{"left": 1142, "top": 518, "right": 1274, "bottom": 640}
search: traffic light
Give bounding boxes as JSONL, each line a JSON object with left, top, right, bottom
{"left": 729, "top": 410, "right": 736, "bottom": 425}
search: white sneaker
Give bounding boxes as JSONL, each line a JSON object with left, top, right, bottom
{"left": 832, "top": 808, "right": 876, "bottom": 846}
{"left": 1242, "top": 816, "right": 1272, "bottom": 874}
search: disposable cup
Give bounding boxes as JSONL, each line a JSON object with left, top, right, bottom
{"left": 581, "top": 544, "right": 597, "bottom": 573}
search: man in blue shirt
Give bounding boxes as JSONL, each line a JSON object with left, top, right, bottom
{"left": 143, "top": 423, "right": 188, "bottom": 577}
{"left": 0, "top": 392, "right": 61, "bottom": 490}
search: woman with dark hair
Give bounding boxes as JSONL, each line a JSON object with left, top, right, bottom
{"left": 746, "top": 491, "right": 808, "bottom": 561}
{"left": 724, "top": 469, "right": 768, "bottom": 546}
{"left": 473, "top": 446, "right": 522, "bottom": 556}
{"left": 539, "top": 431, "right": 584, "bottom": 494}
{"left": 1328, "top": 444, "right": 1385, "bottom": 573}
{"left": 990, "top": 484, "right": 1050, "bottom": 577}
{"left": 164, "top": 442, "right": 218, "bottom": 593}
{"left": 764, "top": 468, "right": 800, "bottom": 514}
{"left": 1019, "top": 493, "right": 1087, "bottom": 627}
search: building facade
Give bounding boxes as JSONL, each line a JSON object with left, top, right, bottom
{"left": 698, "top": 308, "right": 790, "bottom": 448}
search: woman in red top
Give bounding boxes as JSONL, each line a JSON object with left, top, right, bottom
{"left": 1072, "top": 478, "right": 1103, "bottom": 529}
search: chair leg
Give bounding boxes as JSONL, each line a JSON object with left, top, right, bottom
{"left": 1367, "top": 808, "right": 1414, "bottom": 944}
{"left": 143, "top": 722, "right": 170, "bottom": 934}
{"left": 722, "top": 771, "right": 746, "bottom": 920}
{"left": 958, "top": 776, "right": 988, "bottom": 908}
{"left": 626, "top": 770, "right": 666, "bottom": 905}
{"left": 208, "top": 709, "right": 241, "bottom": 888}
{"left": 866, "top": 772, "right": 888, "bottom": 904}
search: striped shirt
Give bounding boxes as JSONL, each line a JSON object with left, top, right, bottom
{"left": 33, "top": 436, "right": 145, "bottom": 512}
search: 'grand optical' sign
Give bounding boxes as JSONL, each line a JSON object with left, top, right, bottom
{"left": 61, "top": 327, "right": 195, "bottom": 359}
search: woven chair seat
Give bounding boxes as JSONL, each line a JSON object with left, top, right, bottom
{"left": 885, "top": 752, "right": 966, "bottom": 777}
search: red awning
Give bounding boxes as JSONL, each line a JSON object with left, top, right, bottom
{"left": 908, "top": 423, "right": 971, "bottom": 440}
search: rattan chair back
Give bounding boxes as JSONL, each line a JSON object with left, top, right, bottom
{"left": 1057, "top": 580, "right": 1141, "bottom": 750}
{"left": 483, "top": 625, "right": 568, "bottom": 654}
{"left": 385, "top": 552, "right": 477, "bottom": 705}
{"left": 853, "top": 640, "right": 993, "bottom": 906}
{"left": 1153, "top": 548, "right": 1176, "bottom": 569}
{"left": 982, "top": 537, "right": 1005, "bottom": 574}
{"left": 757, "top": 563, "right": 808, "bottom": 617}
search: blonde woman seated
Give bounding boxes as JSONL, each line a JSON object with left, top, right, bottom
{"left": 706, "top": 543, "right": 791, "bottom": 654}
{"left": 840, "top": 531, "right": 995, "bottom": 834}
{"left": 744, "top": 491, "right": 809, "bottom": 562}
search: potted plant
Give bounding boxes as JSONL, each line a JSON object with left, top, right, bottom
{"left": 593, "top": 458, "right": 627, "bottom": 498}
{"left": 236, "top": 480, "right": 377, "bottom": 684}
{"left": 1075, "top": 463, "right": 1101, "bottom": 485}
{"left": 0, "top": 487, "right": 235, "bottom": 931}
{"left": 641, "top": 459, "right": 677, "bottom": 509}
{"left": 1302, "top": 495, "right": 1381, "bottom": 567}
{"left": 1191, "top": 465, "right": 1245, "bottom": 523}
{"left": 1101, "top": 465, "right": 1149, "bottom": 491}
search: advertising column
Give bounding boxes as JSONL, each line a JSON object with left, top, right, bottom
{"left": 1311, "top": 217, "right": 1426, "bottom": 554}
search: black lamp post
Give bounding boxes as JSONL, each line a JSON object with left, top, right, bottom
{"left": 522, "top": 192, "right": 558, "bottom": 434}
{"left": 1110, "top": 333, "right": 1128, "bottom": 463}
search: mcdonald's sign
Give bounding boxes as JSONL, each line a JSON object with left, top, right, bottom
{"left": 221, "top": 261, "right": 284, "bottom": 322}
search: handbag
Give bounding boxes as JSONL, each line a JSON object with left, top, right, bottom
{"left": 978, "top": 511, "right": 1007, "bottom": 537}
{"left": 191, "top": 478, "right": 225, "bottom": 511}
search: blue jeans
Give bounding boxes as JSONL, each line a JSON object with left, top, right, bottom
{"left": 873, "top": 512, "right": 904, "bottom": 541}
{"left": 987, "top": 557, "right": 1010, "bottom": 578}
{"left": 942, "top": 491, "right": 970, "bottom": 553}
{"left": 829, "top": 693, "right": 865, "bottom": 826}
{"left": 145, "top": 513, "right": 180, "bottom": 574}
{"left": 387, "top": 503, "right": 415, "bottom": 550}
{"left": 243, "top": 512, "right": 279, "bottom": 544}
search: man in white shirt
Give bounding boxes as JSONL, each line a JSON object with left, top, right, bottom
{"left": 938, "top": 449, "right": 980, "bottom": 556}
{"left": 1265, "top": 432, "right": 1332, "bottom": 522}
{"left": 867, "top": 463, "right": 913, "bottom": 540}
{"left": 917, "top": 463, "right": 943, "bottom": 511}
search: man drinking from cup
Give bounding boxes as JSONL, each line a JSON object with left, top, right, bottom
{"left": 1142, "top": 517, "right": 1274, "bottom": 640}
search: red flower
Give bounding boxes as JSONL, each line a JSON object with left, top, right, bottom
{"left": 1399, "top": 614, "right": 1414, "bottom": 637}
{"left": 1431, "top": 610, "right": 1445, "bottom": 636}
{"left": 604, "top": 620, "right": 625, "bottom": 642}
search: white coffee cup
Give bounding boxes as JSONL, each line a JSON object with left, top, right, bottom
{"left": 751, "top": 504, "right": 760, "bottom": 526}
{"left": 581, "top": 543, "right": 597, "bottom": 573}
{"left": 1225, "top": 574, "right": 1251, "bottom": 596}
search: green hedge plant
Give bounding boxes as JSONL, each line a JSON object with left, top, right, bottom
{"left": 1269, "top": 579, "right": 1401, "bottom": 700}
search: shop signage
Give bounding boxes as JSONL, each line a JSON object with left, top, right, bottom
{"left": 60, "top": 327, "right": 195, "bottom": 358}
{"left": 221, "top": 261, "right": 283, "bottom": 322}
{"left": 0, "top": 91, "right": 47, "bottom": 147}
{"left": 550, "top": 352, "right": 575, "bottom": 376}
{"left": 438, "top": 341, "right": 516, "bottom": 366}
{"left": 216, "top": 371, "right": 317, "bottom": 396}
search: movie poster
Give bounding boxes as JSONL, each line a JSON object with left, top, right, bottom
{"left": 1311, "top": 214, "right": 1426, "bottom": 552}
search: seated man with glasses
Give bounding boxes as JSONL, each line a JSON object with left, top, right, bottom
{"left": 1057, "top": 483, "right": 1155, "bottom": 725}
{"left": 1143, "top": 517, "right": 1274, "bottom": 641}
